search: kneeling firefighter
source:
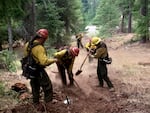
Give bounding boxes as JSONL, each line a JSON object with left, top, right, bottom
{"left": 89, "top": 37, "right": 115, "bottom": 92}
{"left": 54, "top": 46, "right": 79, "bottom": 86}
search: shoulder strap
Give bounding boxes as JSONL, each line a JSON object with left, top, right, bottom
{"left": 27, "top": 41, "right": 41, "bottom": 56}
{"left": 25, "top": 42, "right": 41, "bottom": 65}
{"left": 96, "top": 41, "right": 109, "bottom": 58}
{"left": 96, "top": 41, "right": 106, "bottom": 49}
{"left": 61, "top": 48, "right": 70, "bottom": 61}
{"left": 31, "top": 42, "right": 41, "bottom": 49}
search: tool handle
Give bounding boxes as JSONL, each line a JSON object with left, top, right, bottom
{"left": 79, "top": 54, "right": 89, "bottom": 70}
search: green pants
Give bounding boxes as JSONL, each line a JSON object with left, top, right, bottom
{"left": 56, "top": 63, "right": 74, "bottom": 86}
{"left": 77, "top": 39, "right": 83, "bottom": 48}
{"left": 30, "top": 68, "right": 53, "bottom": 104}
{"left": 97, "top": 59, "right": 113, "bottom": 88}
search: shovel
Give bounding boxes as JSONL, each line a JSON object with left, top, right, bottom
{"left": 75, "top": 54, "right": 89, "bottom": 76}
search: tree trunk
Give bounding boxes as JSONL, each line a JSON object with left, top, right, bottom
{"left": 32, "top": 0, "right": 36, "bottom": 33}
{"left": 7, "top": 18, "right": 13, "bottom": 52}
{"left": 128, "top": 1, "right": 132, "bottom": 33}
{"left": 120, "top": 14, "right": 125, "bottom": 33}
{"left": 65, "top": 17, "right": 70, "bottom": 35}
{"left": 140, "top": 0, "right": 149, "bottom": 42}
{"left": 128, "top": 12, "right": 132, "bottom": 33}
{"left": 23, "top": 0, "right": 36, "bottom": 41}
{"left": 0, "top": 42, "right": 2, "bottom": 51}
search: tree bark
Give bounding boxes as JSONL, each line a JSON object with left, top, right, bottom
{"left": 0, "top": 42, "right": 2, "bottom": 51}
{"left": 140, "top": 0, "right": 149, "bottom": 42}
{"left": 128, "top": 1, "right": 132, "bottom": 33}
{"left": 120, "top": 14, "right": 125, "bottom": 33}
{"left": 65, "top": 17, "right": 70, "bottom": 35}
{"left": 23, "top": 0, "right": 36, "bottom": 41}
{"left": 128, "top": 12, "right": 132, "bottom": 33}
{"left": 7, "top": 18, "right": 13, "bottom": 52}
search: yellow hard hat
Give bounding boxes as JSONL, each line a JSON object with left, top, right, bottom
{"left": 91, "top": 37, "right": 101, "bottom": 45}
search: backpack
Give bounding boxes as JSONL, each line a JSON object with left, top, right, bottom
{"left": 100, "top": 57, "right": 112, "bottom": 64}
{"left": 20, "top": 42, "right": 40, "bottom": 79}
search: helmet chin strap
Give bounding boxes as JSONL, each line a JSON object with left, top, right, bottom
{"left": 69, "top": 50, "right": 73, "bottom": 57}
{"left": 36, "top": 38, "right": 46, "bottom": 44}
{"left": 68, "top": 50, "right": 74, "bottom": 57}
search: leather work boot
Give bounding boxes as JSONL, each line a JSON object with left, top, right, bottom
{"left": 95, "top": 84, "right": 103, "bottom": 88}
{"left": 45, "top": 101, "right": 53, "bottom": 111}
{"left": 109, "top": 87, "right": 115, "bottom": 92}
{"left": 34, "top": 103, "right": 45, "bottom": 112}
{"left": 68, "top": 81, "right": 74, "bottom": 86}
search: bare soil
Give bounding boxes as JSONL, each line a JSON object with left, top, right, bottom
{"left": 1, "top": 33, "right": 150, "bottom": 113}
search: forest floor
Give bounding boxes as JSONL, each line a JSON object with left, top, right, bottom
{"left": 1, "top": 33, "right": 150, "bottom": 113}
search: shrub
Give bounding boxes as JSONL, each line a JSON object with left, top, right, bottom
{"left": 0, "top": 50, "right": 17, "bottom": 72}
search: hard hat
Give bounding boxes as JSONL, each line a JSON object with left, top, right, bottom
{"left": 36, "top": 29, "right": 48, "bottom": 39}
{"left": 91, "top": 45, "right": 96, "bottom": 50}
{"left": 80, "top": 33, "right": 83, "bottom": 36}
{"left": 70, "top": 47, "right": 79, "bottom": 57}
{"left": 91, "top": 37, "right": 101, "bottom": 45}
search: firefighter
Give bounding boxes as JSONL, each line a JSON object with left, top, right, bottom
{"left": 23, "top": 29, "right": 57, "bottom": 110}
{"left": 85, "top": 39, "right": 95, "bottom": 62}
{"left": 75, "top": 33, "right": 84, "bottom": 48}
{"left": 54, "top": 46, "right": 79, "bottom": 86}
{"left": 89, "top": 37, "right": 115, "bottom": 92}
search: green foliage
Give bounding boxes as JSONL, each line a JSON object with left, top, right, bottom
{"left": 0, "top": 23, "right": 8, "bottom": 43}
{"left": 0, "top": 0, "right": 25, "bottom": 21}
{"left": 4, "top": 90, "right": 19, "bottom": 100}
{"left": 0, "top": 50, "right": 17, "bottom": 72}
{"left": 36, "top": 0, "right": 84, "bottom": 47}
{"left": 70, "top": 0, "right": 85, "bottom": 32}
{"left": 0, "top": 82, "right": 5, "bottom": 96}
{"left": 133, "top": 0, "right": 150, "bottom": 40}
{"left": 55, "top": 0, "right": 84, "bottom": 33}
{"left": 0, "top": 22, "right": 23, "bottom": 43}
{"left": 135, "top": 17, "right": 149, "bottom": 37}
{"left": 93, "top": 0, "right": 120, "bottom": 37}
{"left": 0, "top": 0, "right": 149, "bottom": 47}
{"left": 0, "top": 0, "right": 28, "bottom": 52}
{"left": 46, "top": 48, "right": 57, "bottom": 57}
{"left": 0, "top": 81, "right": 19, "bottom": 101}
{"left": 126, "top": 36, "right": 141, "bottom": 44}
{"left": 98, "top": 26, "right": 113, "bottom": 37}
{"left": 36, "top": 0, "right": 65, "bottom": 46}
{"left": 81, "top": 0, "right": 100, "bottom": 25}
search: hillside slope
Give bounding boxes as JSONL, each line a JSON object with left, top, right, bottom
{"left": 1, "top": 33, "right": 150, "bottom": 113}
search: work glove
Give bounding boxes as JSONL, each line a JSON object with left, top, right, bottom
{"left": 54, "top": 58, "right": 58, "bottom": 63}
{"left": 89, "top": 49, "right": 96, "bottom": 55}
{"left": 55, "top": 58, "right": 62, "bottom": 65}
{"left": 89, "top": 53, "right": 95, "bottom": 58}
